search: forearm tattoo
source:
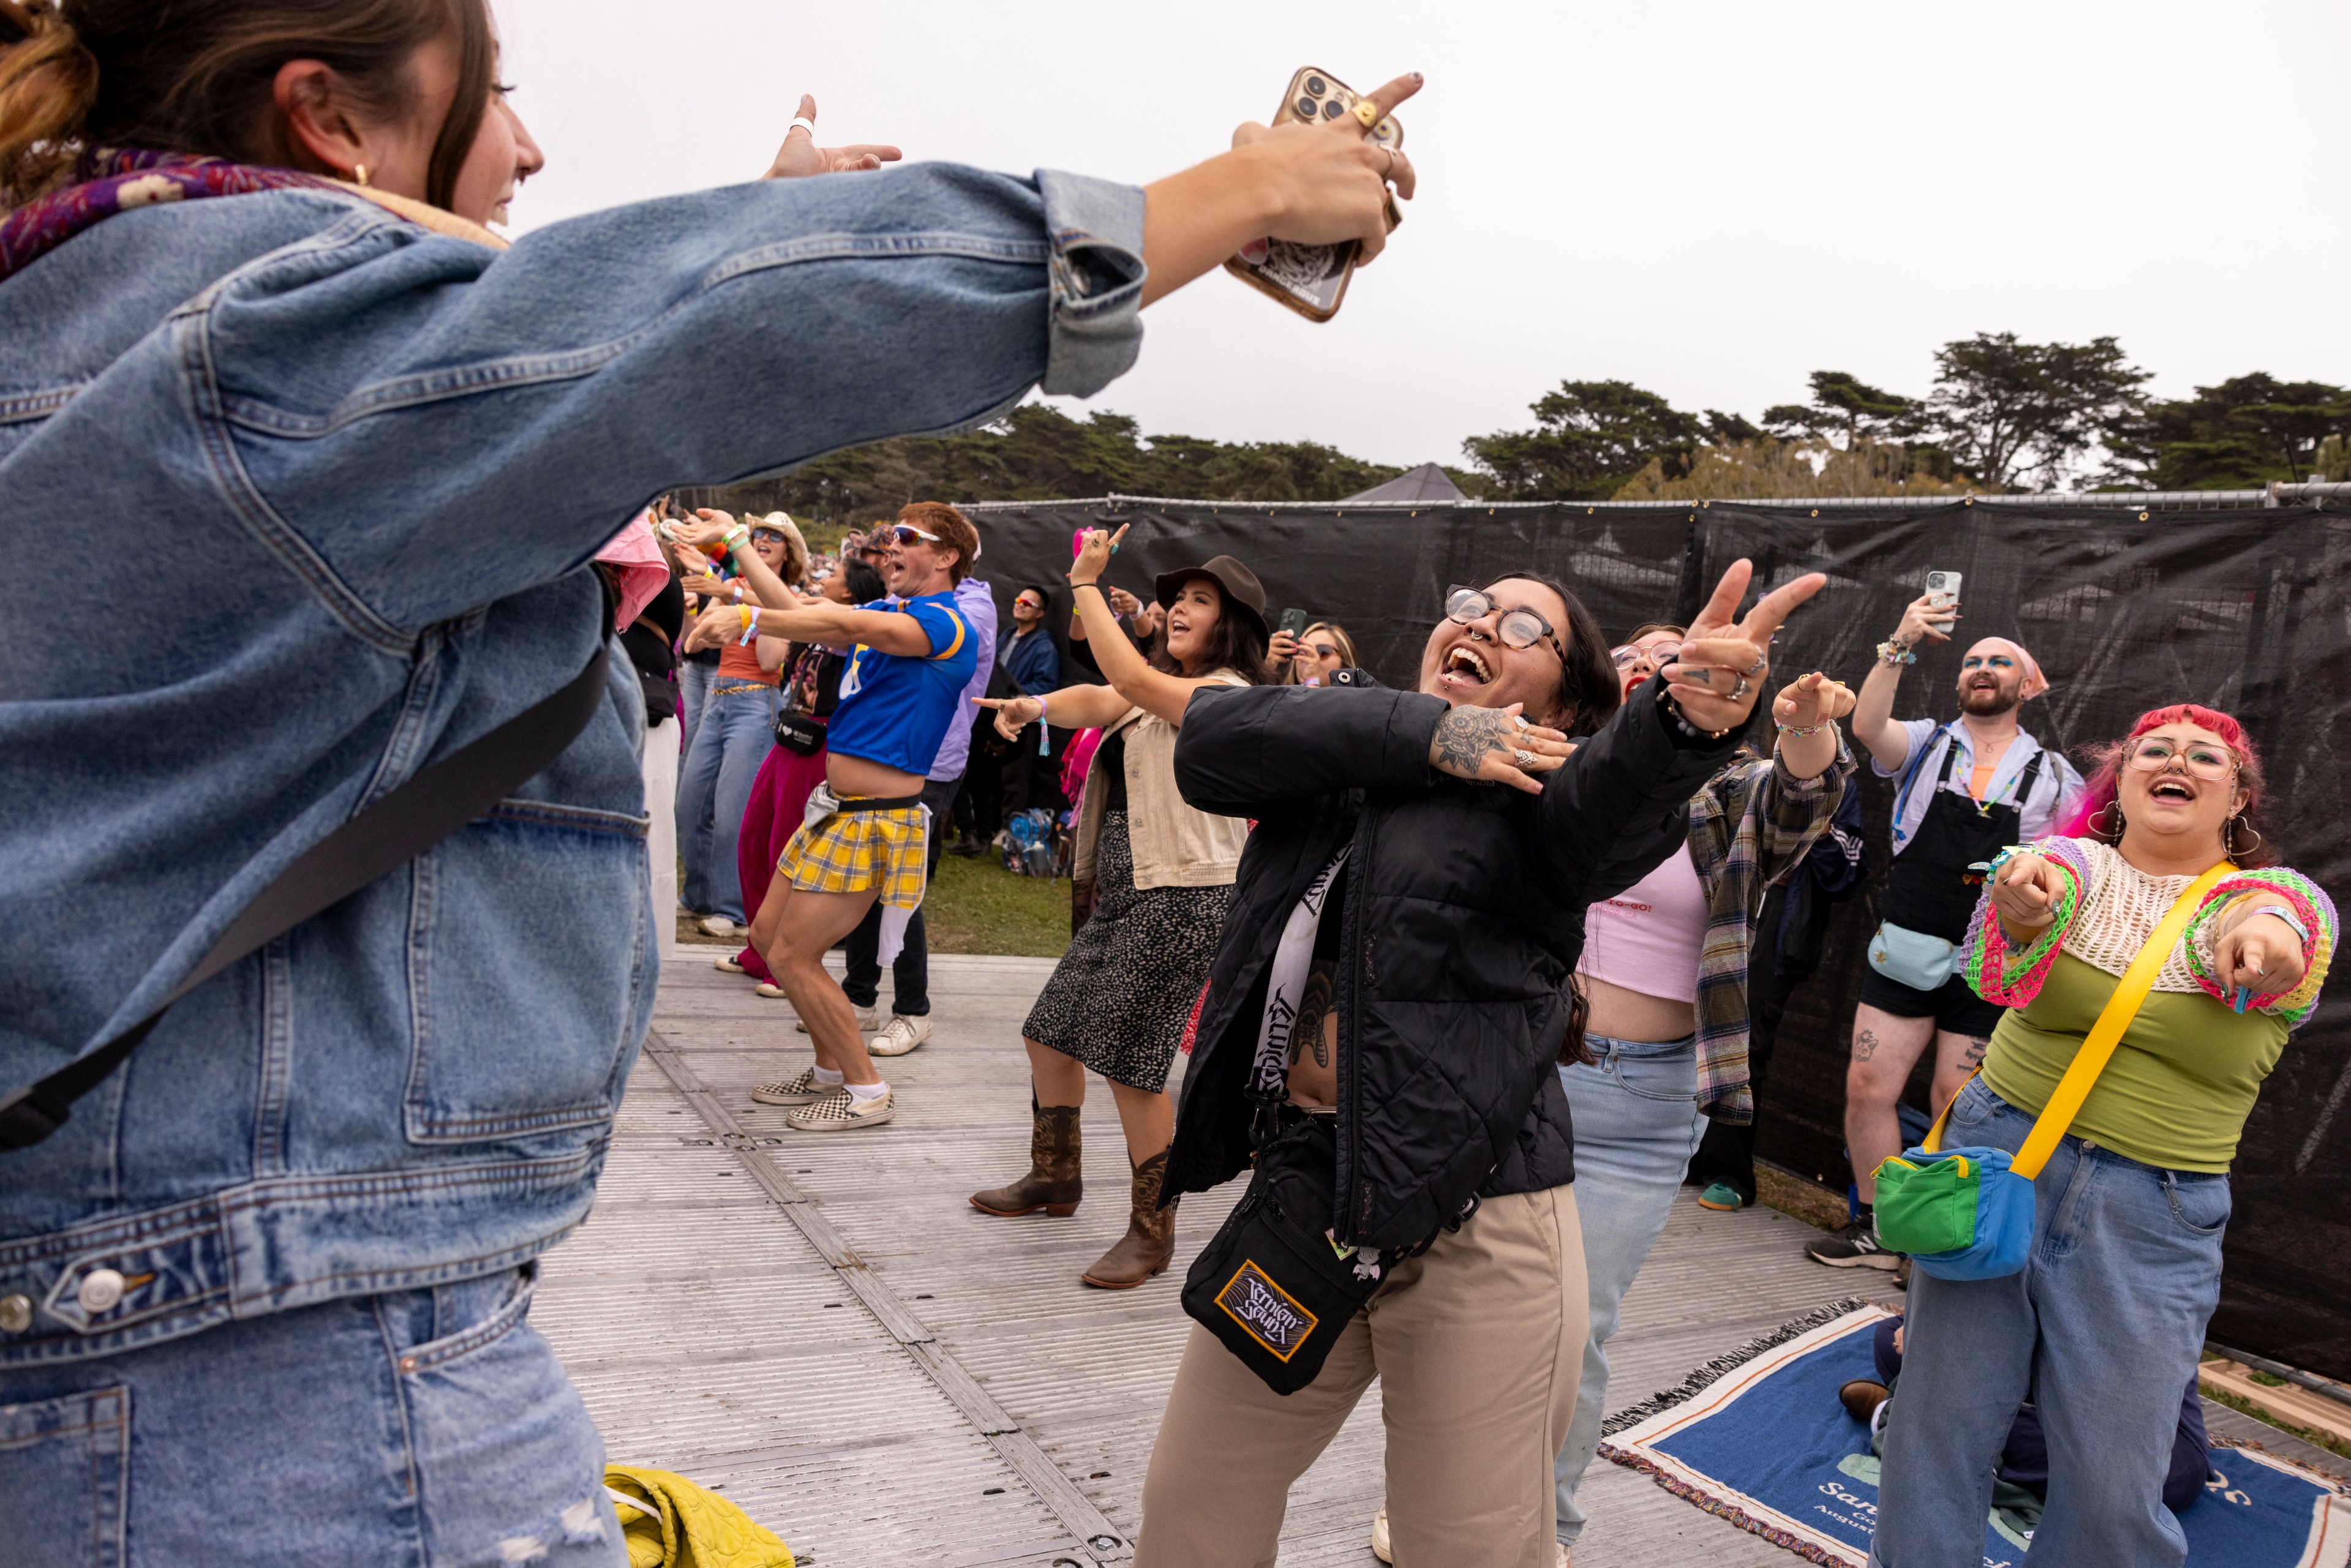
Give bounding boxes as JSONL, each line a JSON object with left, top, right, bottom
{"left": 1432, "top": 705, "right": 1514, "bottom": 775}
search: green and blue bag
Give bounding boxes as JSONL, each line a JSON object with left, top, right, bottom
{"left": 1873, "top": 861, "right": 2233, "bottom": 1281}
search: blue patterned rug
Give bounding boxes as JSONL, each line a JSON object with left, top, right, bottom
{"left": 1600, "top": 1301, "right": 2350, "bottom": 1568}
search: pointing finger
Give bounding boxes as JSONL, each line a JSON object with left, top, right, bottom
{"left": 789, "top": 94, "right": 816, "bottom": 137}
{"left": 1691, "top": 559, "right": 1755, "bottom": 634}
{"left": 1738, "top": 571, "right": 1829, "bottom": 643}
{"left": 1356, "top": 71, "right": 1426, "bottom": 126}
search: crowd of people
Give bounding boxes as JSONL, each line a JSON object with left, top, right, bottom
{"left": 1, "top": 5, "right": 2337, "bottom": 1567}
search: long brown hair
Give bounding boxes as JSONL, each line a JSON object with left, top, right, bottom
{"left": 1, "top": 0, "right": 492, "bottom": 209}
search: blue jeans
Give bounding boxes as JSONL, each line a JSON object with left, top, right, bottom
{"left": 1870, "top": 1078, "right": 2229, "bottom": 1568}
{"left": 677, "top": 656, "right": 717, "bottom": 767}
{"left": 674, "top": 683, "right": 776, "bottom": 921}
{"left": 0, "top": 1268, "right": 622, "bottom": 1568}
{"left": 1553, "top": 1033, "right": 1707, "bottom": 1545}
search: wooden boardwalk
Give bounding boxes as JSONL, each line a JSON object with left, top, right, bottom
{"left": 535, "top": 950, "right": 2342, "bottom": 1567}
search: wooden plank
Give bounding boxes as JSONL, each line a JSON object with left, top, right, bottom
{"left": 2200, "top": 1359, "right": 2351, "bottom": 1447}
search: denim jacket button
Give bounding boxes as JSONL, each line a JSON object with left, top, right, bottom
{"left": 0, "top": 1293, "right": 31, "bottom": 1333}
{"left": 76, "top": 1269, "right": 126, "bottom": 1314}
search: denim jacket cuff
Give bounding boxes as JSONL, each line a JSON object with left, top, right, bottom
{"left": 1034, "top": 170, "right": 1147, "bottom": 397}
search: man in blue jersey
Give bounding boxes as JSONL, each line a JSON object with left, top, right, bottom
{"left": 679, "top": 502, "right": 981, "bottom": 1130}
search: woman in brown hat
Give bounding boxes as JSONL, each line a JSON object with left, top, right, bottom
{"left": 971, "top": 527, "right": 1269, "bottom": 1286}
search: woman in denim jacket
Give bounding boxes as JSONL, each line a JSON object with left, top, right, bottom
{"left": 0, "top": 1, "right": 1424, "bottom": 1560}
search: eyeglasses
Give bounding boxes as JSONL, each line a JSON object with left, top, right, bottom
{"left": 1611, "top": 642, "right": 1682, "bottom": 669}
{"left": 889, "top": 523, "right": 940, "bottom": 546}
{"left": 1445, "top": 585, "right": 1567, "bottom": 662}
{"left": 2126, "top": 739, "right": 2236, "bottom": 781}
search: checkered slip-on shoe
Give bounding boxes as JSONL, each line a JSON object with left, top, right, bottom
{"left": 751, "top": 1068, "right": 830, "bottom": 1106}
{"left": 786, "top": 1087, "right": 895, "bottom": 1131}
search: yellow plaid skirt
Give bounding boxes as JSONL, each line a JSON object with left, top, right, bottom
{"left": 778, "top": 803, "right": 928, "bottom": 909}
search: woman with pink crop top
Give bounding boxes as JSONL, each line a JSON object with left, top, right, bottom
{"left": 1549, "top": 624, "right": 1857, "bottom": 1561}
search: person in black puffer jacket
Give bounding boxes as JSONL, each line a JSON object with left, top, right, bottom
{"left": 1132, "top": 559, "right": 1826, "bottom": 1568}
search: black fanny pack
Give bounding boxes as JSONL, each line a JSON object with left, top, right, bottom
{"left": 1182, "top": 1112, "right": 1432, "bottom": 1395}
{"left": 772, "top": 709, "right": 826, "bottom": 756}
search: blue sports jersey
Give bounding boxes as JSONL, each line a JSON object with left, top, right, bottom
{"left": 827, "top": 590, "right": 980, "bottom": 776}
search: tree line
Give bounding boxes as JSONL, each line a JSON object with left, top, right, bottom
{"left": 702, "top": 332, "right": 2351, "bottom": 522}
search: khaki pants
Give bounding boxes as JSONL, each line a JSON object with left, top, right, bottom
{"left": 1135, "top": 1184, "right": 1587, "bottom": 1568}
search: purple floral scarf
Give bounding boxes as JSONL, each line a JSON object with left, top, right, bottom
{"left": 0, "top": 148, "right": 340, "bottom": 284}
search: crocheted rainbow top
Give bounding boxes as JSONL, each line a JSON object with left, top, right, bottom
{"left": 1962, "top": 836, "right": 2335, "bottom": 1028}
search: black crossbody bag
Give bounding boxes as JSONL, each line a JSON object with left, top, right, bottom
{"left": 0, "top": 644, "right": 612, "bottom": 1152}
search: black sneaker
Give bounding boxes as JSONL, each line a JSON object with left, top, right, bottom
{"left": 1805, "top": 1219, "right": 1905, "bottom": 1270}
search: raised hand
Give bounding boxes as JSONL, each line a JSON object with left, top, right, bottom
{"left": 1069, "top": 524, "right": 1129, "bottom": 587}
{"left": 1428, "top": 702, "right": 1574, "bottom": 796}
{"left": 2215, "top": 907, "right": 2309, "bottom": 1002}
{"left": 1772, "top": 671, "right": 1856, "bottom": 730}
{"left": 762, "top": 95, "right": 903, "bottom": 179}
{"left": 1890, "top": 591, "right": 1958, "bottom": 650}
{"left": 974, "top": 694, "right": 1044, "bottom": 741}
{"left": 1662, "top": 559, "right": 1829, "bottom": 733}
{"left": 1990, "top": 853, "right": 2066, "bottom": 932}
{"left": 1227, "top": 72, "right": 1421, "bottom": 266}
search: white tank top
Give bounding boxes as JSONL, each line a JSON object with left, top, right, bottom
{"left": 1576, "top": 841, "right": 1708, "bottom": 1003}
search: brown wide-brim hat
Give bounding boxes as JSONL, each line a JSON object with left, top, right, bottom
{"left": 1155, "top": 555, "right": 1268, "bottom": 640}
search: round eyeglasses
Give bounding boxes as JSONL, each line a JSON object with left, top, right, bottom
{"left": 1611, "top": 642, "right": 1683, "bottom": 669}
{"left": 1445, "top": 585, "right": 1568, "bottom": 663}
{"left": 2126, "top": 740, "right": 2235, "bottom": 781}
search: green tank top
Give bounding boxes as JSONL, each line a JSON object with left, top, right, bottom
{"left": 1978, "top": 950, "right": 2285, "bottom": 1172}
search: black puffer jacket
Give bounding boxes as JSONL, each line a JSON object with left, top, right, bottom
{"left": 1167, "top": 673, "right": 1736, "bottom": 1249}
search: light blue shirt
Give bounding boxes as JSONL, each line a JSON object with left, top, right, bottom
{"left": 930, "top": 576, "right": 999, "bottom": 782}
{"left": 1875, "top": 719, "right": 2085, "bottom": 855}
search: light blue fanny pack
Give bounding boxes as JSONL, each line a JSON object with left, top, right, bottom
{"left": 1868, "top": 920, "right": 1955, "bottom": 991}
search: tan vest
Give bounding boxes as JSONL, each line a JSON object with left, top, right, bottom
{"left": 1072, "top": 670, "right": 1252, "bottom": 890}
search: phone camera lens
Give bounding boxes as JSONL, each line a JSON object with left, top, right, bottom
{"left": 1295, "top": 97, "right": 1318, "bottom": 119}
{"left": 1304, "top": 75, "right": 1326, "bottom": 96}
{"left": 1322, "top": 99, "right": 1346, "bottom": 119}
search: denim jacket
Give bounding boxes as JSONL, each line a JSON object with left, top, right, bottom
{"left": 0, "top": 164, "right": 1146, "bottom": 1365}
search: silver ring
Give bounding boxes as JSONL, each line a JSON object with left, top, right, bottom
{"left": 1731, "top": 675, "right": 1750, "bottom": 700}
{"left": 1513, "top": 713, "right": 1530, "bottom": 731}
{"left": 1742, "top": 653, "right": 1766, "bottom": 676}
{"left": 1514, "top": 748, "right": 1537, "bottom": 768}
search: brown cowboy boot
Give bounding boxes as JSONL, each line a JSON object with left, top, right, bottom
{"left": 1081, "top": 1149, "right": 1178, "bottom": 1289}
{"left": 969, "top": 1102, "right": 1083, "bottom": 1217}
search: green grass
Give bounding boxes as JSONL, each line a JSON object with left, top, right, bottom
{"left": 2196, "top": 1376, "right": 2351, "bottom": 1463}
{"left": 922, "top": 852, "right": 1074, "bottom": 957}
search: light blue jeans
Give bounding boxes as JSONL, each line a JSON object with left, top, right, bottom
{"left": 1870, "top": 1077, "right": 2229, "bottom": 1568}
{"left": 677, "top": 656, "right": 717, "bottom": 765}
{"left": 674, "top": 683, "right": 777, "bottom": 921}
{"left": 1554, "top": 1033, "right": 1707, "bottom": 1545}
{"left": 0, "top": 1268, "right": 622, "bottom": 1567}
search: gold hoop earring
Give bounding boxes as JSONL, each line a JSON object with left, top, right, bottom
{"left": 352, "top": 163, "right": 371, "bottom": 187}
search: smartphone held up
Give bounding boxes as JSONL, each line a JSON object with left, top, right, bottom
{"left": 1225, "top": 66, "right": 1404, "bottom": 323}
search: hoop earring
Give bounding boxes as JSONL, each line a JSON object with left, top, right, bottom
{"left": 2088, "top": 800, "right": 2124, "bottom": 839}
{"left": 352, "top": 163, "right": 371, "bottom": 187}
{"left": 2228, "top": 817, "right": 2263, "bottom": 858}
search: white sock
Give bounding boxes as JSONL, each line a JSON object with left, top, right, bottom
{"left": 845, "top": 1079, "right": 889, "bottom": 1103}
{"left": 812, "top": 1066, "right": 844, "bottom": 1086}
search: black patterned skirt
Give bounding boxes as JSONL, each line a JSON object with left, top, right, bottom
{"left": 1021, "top": 810, "right": 1233, "bottom": 1092}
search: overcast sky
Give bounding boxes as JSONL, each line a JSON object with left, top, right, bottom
{"left": 494, "top": 0, "right": 2350, "bottom": 471}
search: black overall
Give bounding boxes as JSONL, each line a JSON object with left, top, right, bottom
{"left": 1884, "top": 729, "right": 2047, "bottom": 946}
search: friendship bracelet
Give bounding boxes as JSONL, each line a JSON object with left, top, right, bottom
{"left": 1775, "top": 720, "right": 1835, "bottom": 738}
{"left": 1876, "top": 639, "right": 1917, "bottom": 667}
{"left": 2244, "top": 903, "right": 2312, "bottom": 948}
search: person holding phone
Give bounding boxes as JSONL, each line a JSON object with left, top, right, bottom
{"left": 968, "top": 528, "right": 1268, "bottom": 1289}
{"left": 1807, "top": 592, "right": 2085, "bottom": 1270}
{"left": 1271, "top": 617, "right": 1358, "bottom": 685}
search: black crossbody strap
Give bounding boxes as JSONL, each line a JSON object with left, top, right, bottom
{"left": 0, "top": 647, "right": 611, "bottom": 1153}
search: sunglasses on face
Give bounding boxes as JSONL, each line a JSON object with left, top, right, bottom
{"left": 1611, "top": 642, "right": 1682, "bottom": 669}
{"left": 1015, "top": 597, "right": 1044, "bottom": 611}
{"left": 1446, "top": 586, "right": 1567, "bottom": 661}
{"left": 2126, "top": 740, "right": 2236, "bottom": 781}
{"left": 889, "top": 523, "right": 940, "bottom": 547}
{"left": 1303, "top": 642, "right": 1342, "bottom": 661}
{"left": 750, "top": 528, "right": 786, "bottom": 544}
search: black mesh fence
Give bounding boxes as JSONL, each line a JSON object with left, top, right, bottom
{"left": 963, "top": 495, "right": 2351, "bottom": 1379}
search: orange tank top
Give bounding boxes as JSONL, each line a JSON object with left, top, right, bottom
{"left": 717, "top": 636, "right": 778, "bottom": 686}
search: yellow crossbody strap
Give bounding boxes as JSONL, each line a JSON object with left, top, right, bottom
{"left": 1925, "top": 860, "right": 2234, "bottom": 1174}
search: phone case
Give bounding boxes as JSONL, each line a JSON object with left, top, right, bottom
{"left": 1222, "top": 67, "right": 1403, "bottom": 323}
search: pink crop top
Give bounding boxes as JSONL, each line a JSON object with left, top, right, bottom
{"left": 1576, "top": 841, "right": 1707, "bottom": 1003}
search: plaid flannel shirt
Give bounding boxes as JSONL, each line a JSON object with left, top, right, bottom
{"left": 1685, "top": 740, "right": 1855, "bottom": 1123}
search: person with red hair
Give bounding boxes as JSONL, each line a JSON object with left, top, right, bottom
{"left": 1871, "top": 702, "right": 2336, "bottom": 1568}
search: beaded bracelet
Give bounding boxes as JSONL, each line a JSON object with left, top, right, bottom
{"left": 1775, "top": 720, "right": 1834, "bottom": 738}
{"left": 1876, "top": 639, "right": 1917, "bottom": 667}
{"left": 1655, "top": 685, "right": 1729, "bottom": 741}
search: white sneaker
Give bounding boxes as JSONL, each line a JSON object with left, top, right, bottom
{"left": 750, "top": 1068, "right": 831, "bottom": 1106}
{"left": 712, "top": 953, "right": 746, "bottom": 973}
{"left": 1369, "top": 1507, "right": 1565, "bottom": 1566}
{"left": 754, "top": 981, "right": 788, "bottom": 999}
{"left": 796, "top": 1003, "right": 881, "bottom": 1035}
{"left": 698, "top": 914, "right": 740, "bottom": 938}
{"left": 786, "top": 1086, "right": 895, "bottom": 1131}
{"left": 867, "top": 1015, "right": 932, "bottom": 1057}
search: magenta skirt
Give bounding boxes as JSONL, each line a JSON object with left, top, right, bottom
{"left": 732, "top": 741, "right": 830, "bottom": 981}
